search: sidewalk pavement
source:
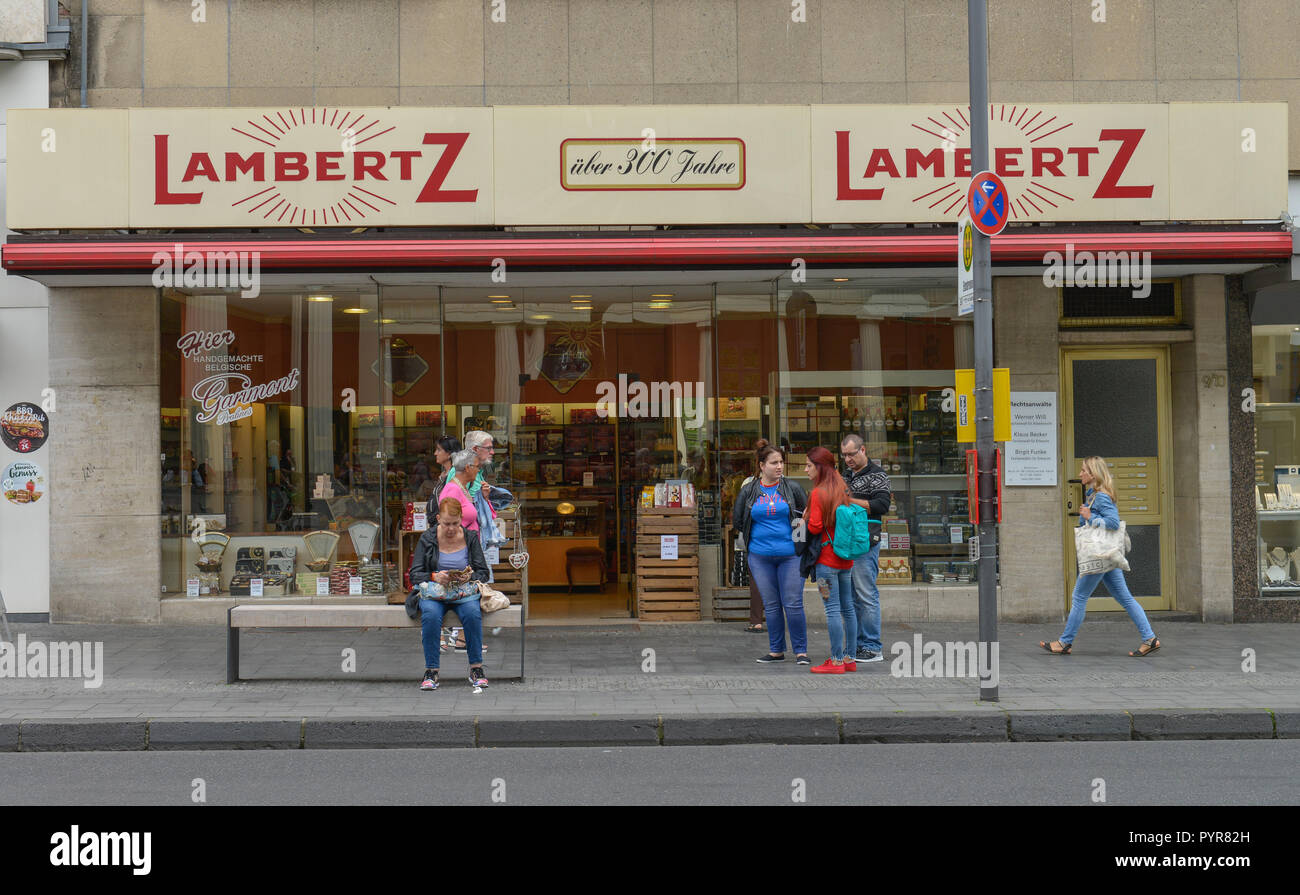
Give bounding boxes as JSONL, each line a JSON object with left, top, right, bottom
{"left": 1, "top": 615, "right": 1297, "bottom": 749}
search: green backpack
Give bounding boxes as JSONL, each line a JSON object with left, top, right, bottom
{"left": 831, "top": 503, "right": 876, "bottom": 560}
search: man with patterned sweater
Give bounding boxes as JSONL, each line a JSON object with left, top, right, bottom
{"left": 840, "top": 433, "right": 891, "bottom": 662}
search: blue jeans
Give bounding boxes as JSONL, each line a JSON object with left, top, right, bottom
{"left": 851, "top": 542, "right": 882, "bottom": 654}
{"left": 747, "top": 552, "right": 807, "bottom": 656}
{"left": 1060, "top": 568, "right": 1155, "bottom": 646}
{"left": 419, "top": 598, "right": 483, "bottom": 669}
{"left": 816, "top": 565, "right": 857, "bottom": 661}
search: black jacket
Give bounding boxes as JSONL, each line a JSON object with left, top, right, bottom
{"left": 731, "top": 476, "right": 808, "bottom": 552}
{"left": 404, "top": 525, "right": 490, "bottom": 618}
{"left": 844, "top": 460, "right": 892, "bottom": 546}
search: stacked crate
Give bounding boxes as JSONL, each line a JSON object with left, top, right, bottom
{"left": 634, "top": 505, "right": 700, "bottom": 621}
{"left": 711, "top": 587, "right": 752, "bottom": 622}
{"left": 490, "top": 507, "right": 524, "bottom": 604}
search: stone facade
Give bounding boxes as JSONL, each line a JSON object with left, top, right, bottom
{"left": 47, "top": 0, "right": 1300, "bottom": 171}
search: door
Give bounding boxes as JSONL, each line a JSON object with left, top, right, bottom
{"left": 1060, "top": 347, "right": 1173, "bottom": 611}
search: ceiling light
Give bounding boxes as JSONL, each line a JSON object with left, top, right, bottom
{"left": 650, "top": 293, "right": 674, "bottom": 298}
{"left": 569, "top": 294, "right": 592, "bottom": 299}
{"left": 307, "top": 295, "right": 333, "bottom": 302}
{"left": 833, "top": 278, "right": 849, "bottom": 282}
{"left": 490, "top": 299, "right": 513, "bottom": 304}
{"left": 532, "top": 313, "right": 552, "bottom": 321}
{"left": 488, "top": 295, "right": 510, "bottom": 299}
{"left": 648, "top": 301, "right": 672, "bottom": 309}
{"left": 379, "top": 318, "right": 397, "bottom": 324}
{"left": 342, "top": 307, "right": 368, "bottom": 314}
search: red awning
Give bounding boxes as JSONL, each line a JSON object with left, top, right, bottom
{"left": 2, "top": 230, "right": 1290, "bottom": 273}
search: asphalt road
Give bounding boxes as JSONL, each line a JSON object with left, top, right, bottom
{"left": 2, "top": 740, "right": 1297, "bottom": 806}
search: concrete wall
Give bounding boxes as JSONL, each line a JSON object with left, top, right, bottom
{"left": 1170, "top": 274, "right": 1233, "bottom": 622}
{"left": 0, "top": 60, "right": 51, "bottom": 616}
{"left": 993, "top": 276, "right": 1063, "bottom": 623}
{"left": 50, "top": 0, "right": 1300, "bottom": 170}
{"left": 47, "top": 287, "right": 160, "bottom": 623}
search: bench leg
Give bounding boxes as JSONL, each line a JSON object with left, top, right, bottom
{"left": 226, "top": 608, "right": 239, "bottom": 683}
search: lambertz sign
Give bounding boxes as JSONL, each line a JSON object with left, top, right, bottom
{"left": 5, "top": 103, "right": 1287, "bottom": 228}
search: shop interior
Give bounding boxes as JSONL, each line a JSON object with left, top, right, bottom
{"left": 160, "top": 274, "right": 976, "bottom": 621}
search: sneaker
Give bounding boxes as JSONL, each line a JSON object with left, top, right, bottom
{"left": 842, "top": 658, "right": 857, "bottom": 672}
{"left": 420, "top": 669, "right": 439, "bottom": 691}
{"left": 855, "top": 649, "right": 884, "bottom": 663}
{"left": 795, "top": 655, "right": 811, "bottom": 665}
{"left": 469, "top": 666, "right": 489, "bottom": 688}
{"left": 810, "top": 658, "right": 845, "bottom": 675}
{"left": 756, "top": 653, "right": 785, "bottom": 663}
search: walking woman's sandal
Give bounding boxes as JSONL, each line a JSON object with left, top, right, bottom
{"left": 1039, "top": 640, "right": 1071, "bottom": 655}
{"left": 1129, "top": 637, "right": 1160, "bottom": 657}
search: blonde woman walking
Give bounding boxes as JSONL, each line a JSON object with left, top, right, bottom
{"left": 1040, "top": 456, "right": 1161, "bottom": 657}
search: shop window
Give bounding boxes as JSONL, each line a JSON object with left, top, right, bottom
{"left": 160, "top": 288, "right": 388, "bottom": 598}
{"left": 1252, "top": 322, "right": 1300, "bottom": 596}
{"left": 766, "top": 280, "right": 980, "bottom": 588}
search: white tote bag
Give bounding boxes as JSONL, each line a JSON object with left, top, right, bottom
{"left": 1074, "top": 497, "right": 1131, "bottom": 576}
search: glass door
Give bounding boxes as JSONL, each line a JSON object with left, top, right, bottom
{"left": 1060, "top": 347, "right": 1173, "bottom": 610}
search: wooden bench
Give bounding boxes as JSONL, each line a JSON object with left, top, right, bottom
{"left": 227, "top": 603, "right": 525, "bottom": 683}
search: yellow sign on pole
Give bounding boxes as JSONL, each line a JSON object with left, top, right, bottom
{"left": 954, "top": 368, "right": 1011, "bottom": 443}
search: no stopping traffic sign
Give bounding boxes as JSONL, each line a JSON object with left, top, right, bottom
{"left": 967, "top": 171, "right": 1009, "bottom": 236}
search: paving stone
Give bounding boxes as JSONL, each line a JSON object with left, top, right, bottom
{"left": 148, "top": 719, "right": 302, "bottom": 750}
{"left": 21, "top": 719, "right": 147, "bottom": 751}
{"left": 841, "top": 712, "right": 1008, "bottom": 743}
{"left": 1273, "top": 709, "right": 1300, "bottom": 738}
{"left": 303, "top": 717, "right": 476, "bottom": 749}
{"left": 1130, "top": 710, "right": 1275, "bottom": 740}
{"left": 478, "top": 716, "right": 660, "bottom": 747}
{"left": 662, "top": 714, "right": 839, "bottom": 745}
{"left": 1008, "top": 710, "right": 1133, "bottom": 741}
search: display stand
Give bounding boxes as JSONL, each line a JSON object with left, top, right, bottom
{"left": 634, "top": 505, "right": 700, "bottom": 621}
{"left": 491, "top": 506, "right": 524, "bottom": 604}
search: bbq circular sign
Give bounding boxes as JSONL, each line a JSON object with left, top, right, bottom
{"left": 1, "top": 402, "right": 49, "bottom": 454}
{"left": 3, "top": 460, "right": 44, "bottom": 505}
{"left": 967, "top": 170, "right": 1009, "bottom": 236}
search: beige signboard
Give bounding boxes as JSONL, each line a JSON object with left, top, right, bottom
{"left": 812, "top": 102, "right": 1286, "bottom": 222}
{"left": 5, "top": 103, "right": 1288, "bottom": 230}
{"left": 494, "top": 106, "right": 810, "bottom": 225}
{"left": 129, "top": 107, "right": 494, "bottom": 227}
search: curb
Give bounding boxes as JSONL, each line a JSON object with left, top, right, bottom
{"left": 1, "top": 710, "right": 1295, "bottom": 752}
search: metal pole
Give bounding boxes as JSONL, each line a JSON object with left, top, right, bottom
{"left": 968, "top": 0, "right": 998, "bottom": 701}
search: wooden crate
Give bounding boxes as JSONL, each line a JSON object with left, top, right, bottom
{"left": 634, "top": 505, "right": 700, "bottom": 621}
{"left": 712, "top": 586, "right": 752, "bottom": 622}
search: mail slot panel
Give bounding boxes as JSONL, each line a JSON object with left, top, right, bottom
{"left": 1106, "top": 457, "right": 1159, "bottom": 514}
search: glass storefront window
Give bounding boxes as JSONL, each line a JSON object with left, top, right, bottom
{"left": 160, "top": 288, "right": 388, "bottom": 597}
{"left": 1252, "top": 323, "right": 1300, "bottom": 593}
{"left": 774, "top": 279, "right": 978, "bottom": 587}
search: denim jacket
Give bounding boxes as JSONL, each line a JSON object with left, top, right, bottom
{"left": 1080, "top": 489, "right": 1121, "bottom": 531}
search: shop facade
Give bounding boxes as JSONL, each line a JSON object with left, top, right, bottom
{"left": 1, "top": 102, "right": 1291, "bottom": 624}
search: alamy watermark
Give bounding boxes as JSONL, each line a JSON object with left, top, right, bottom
{"left": 1042, "top": 244, "right": 1152, "bottom": 298}
{"left": 595, "top": 374, "right": 706, "bottom": 428}
{"left": 890, "top": 634, "right": 999, "bottom": 688}
{"left": 152, "top": 243, "right": 261, "bottom": 298}
{"left": 0, "top": 635, "right": 104, "bottom": 688}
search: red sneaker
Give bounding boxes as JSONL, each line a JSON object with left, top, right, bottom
{"left": 810, "top": 659, "right": 845, "bottom": 675}
{"left": 842, "top": 658, "right": 857, "bottom": 672}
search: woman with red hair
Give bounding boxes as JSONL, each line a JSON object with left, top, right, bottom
{"left": 803, "top": 446, "right": 858, "bottom": 674}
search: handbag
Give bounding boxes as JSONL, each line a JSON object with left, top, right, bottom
{"left": 479, "top": 583, "right": 511, "bottom": 613}
{"left": 1074, "top": 496, "right": 1131, "bottom": 575}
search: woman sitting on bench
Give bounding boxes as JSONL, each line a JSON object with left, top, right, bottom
{"left": 405, "top": 498, "right": 491, "bottom": 692}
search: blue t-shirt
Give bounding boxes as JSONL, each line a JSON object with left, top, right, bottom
{"left": 748, "top": 482, "right": 795, "bottom": 557}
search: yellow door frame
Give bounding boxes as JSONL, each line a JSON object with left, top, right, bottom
{"left": 1059, "top": 346, "right": 1174, "bottom": 612}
